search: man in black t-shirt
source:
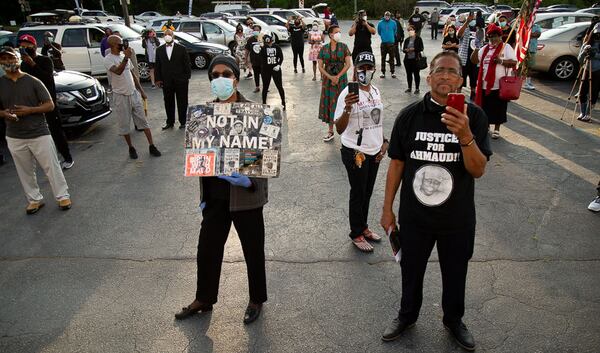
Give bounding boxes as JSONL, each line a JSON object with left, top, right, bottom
{"left": 349, "top": 10, "right": 376, "bottom": 62}
{"left": 380, "top": 51, "right": 492, "bottom": 351}
{"left": 19, "top": 34, "right": 73, "bottom": 169}
{"left": 244, "top": 24, "right": 263, "bottom": 92}
{"left": 259, "top": 35, "right": 285, "bottom": 109}
{"left": 408, "top": 8, "right": 427, "bottom": 36}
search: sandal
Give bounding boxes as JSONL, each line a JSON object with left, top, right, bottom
{"left": 323, "top": 132, "right": 334, "bottom": 142}
{"left": 491, "top": 130, "right": 500, "bottom": 139}
{"left": 363, "top": 228, "right": 382, "bottom": 242}
{"left": 352, "top": 235, "right": 374, "bottom": 252}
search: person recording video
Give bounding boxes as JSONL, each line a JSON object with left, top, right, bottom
{"left": 577, "top": 22, "right": 600, "bottom": 122}
{"left": 349, "top": 10, "right": 376, "bottom": 62}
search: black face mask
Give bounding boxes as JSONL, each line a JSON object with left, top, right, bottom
{"left": 118, "top": 44, "right": 124, "bottom": 51}
{"left": 24, "top": 47, "right": 36, "bottom": 56}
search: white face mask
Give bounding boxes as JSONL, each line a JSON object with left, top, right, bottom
{"left": 331, "top": 32, "right": 341, "bottom": 42}
{"left": 409, "top": 30, "right": 416, "bottom": 37}
{"left": 313, "top": 23, "right": 319, "bottom": 30}
{"left": 363, "top": 16, "right": 367, "bottom": 21}
{"left": 450, "top": 21, "right": 455, "bottom": 26}
{"left": 164, "top": 35, "right": 173, "bottom": 43}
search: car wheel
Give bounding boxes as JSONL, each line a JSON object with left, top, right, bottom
{"left": 137, "top": 58, "right": 151, "bottom": 81}
{"left": 550, "top": 56, "right": 578, "bottom": 81}
{"left": 193, "top": 54, "right": 208, "bottom": 69}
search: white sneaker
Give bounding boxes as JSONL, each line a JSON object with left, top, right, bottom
{"left": 524, "top": 83, "right": 535, "bottom": 90}
{"left": 581, "top": 115, "right": 592, "bottom": 122}
{"left": 588, "top": 196, "right": 600, "bottom": 212}
{"left": 577, "top": 113, "right": 585, "bottom": 121}
{"left": 61, "top": 160, "right": 74, "bottom": 170}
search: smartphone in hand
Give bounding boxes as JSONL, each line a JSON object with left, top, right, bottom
{"left": 348, "top": 82, "right": 359, "bottom": 96}
{"left": 123, "top": 39, "right": 129, "bottom": 50}
{"left": 447, "top": 93, "right": 465, "bottom": 113}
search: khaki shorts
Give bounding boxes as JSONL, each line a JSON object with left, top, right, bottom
{"left": 112, "top": 91, "right": 150, "bottom": 135}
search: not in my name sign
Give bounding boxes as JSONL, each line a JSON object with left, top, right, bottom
{"left": 184, "top": 102, "right": 283, "bottom": 178}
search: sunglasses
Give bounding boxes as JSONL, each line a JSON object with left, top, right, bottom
{"left": 210, "top": 70, "right": 235, "bottom": 79}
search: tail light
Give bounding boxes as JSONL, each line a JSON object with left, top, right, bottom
{"left": 537, "top": 44, "right": 545, "bottom": 51}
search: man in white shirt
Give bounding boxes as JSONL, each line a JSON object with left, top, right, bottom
{"left": 104, "top": 35, "right": 161, "bottom": 159}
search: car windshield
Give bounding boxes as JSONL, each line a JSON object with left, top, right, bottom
{"left": 440, "top": 9, "right": 453, "bottom": 15}
{"left": 176, "top": 31, "right": 202, "bottom": 43}
{"left": 210, "top": 20, "right": 236, "bottom": 32}
{"left": 106, "top": 24, "right": 141, "bottom": 39}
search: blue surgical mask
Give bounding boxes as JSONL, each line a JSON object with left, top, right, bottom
{"left": 469, "top": 20, "right": 476, "bottom": 27}
{"left": 253, "top": 31, "right": 260, "bottom": 36}
{"left": 211, "top": 77, "right": 235, "bottom": 101}
{"left": 499, "top": 21, "right": 506, "bottom": 27}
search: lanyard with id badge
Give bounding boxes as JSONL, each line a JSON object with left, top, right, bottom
{"left": 348, "top": 82, "right": 366, "bottom": 168}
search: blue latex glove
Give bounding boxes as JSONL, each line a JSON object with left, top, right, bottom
{"left": 199, "top": 202, "right": 206, "bottom": 211}
{"left": 217, "top": 172, "right": 252, "bottom": 188}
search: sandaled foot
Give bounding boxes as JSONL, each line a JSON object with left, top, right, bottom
{"left": 323, "top": 132, "right": 334, "bottom": 142}
{"left": 352, "top": 235, "right": 374, "bottom": 252}
{"left": 491, "top": 130, "right": 500, "bottom": 139}
{"left": 363, "top": 228, "right": 382, "bottom": 242}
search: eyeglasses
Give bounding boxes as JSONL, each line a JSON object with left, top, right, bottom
{"left": 430, "top": 67, "right": 462, "bottom": 78}
{"left": 210, "top": 70, "right": 235, "bottom": 79}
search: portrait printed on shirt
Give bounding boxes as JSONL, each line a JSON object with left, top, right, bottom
{"left": 412, "top": 164, "right": 453, "bottom": 206}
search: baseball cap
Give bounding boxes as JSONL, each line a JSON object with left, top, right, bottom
{"left": 0, "top": 46, "right": 18, "bottom": 58}
{"left": 354, "top": 51, "right": 376, "bottom": 67}
{"left": 18, "top": 34, "right": 37, "bottom": 46}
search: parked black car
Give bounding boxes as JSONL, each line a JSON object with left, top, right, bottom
{"left": 157, "top": 31, "right": 230, "bottom": 69}
{"left": 55, "top": 70, "right": 111, "bottom": 128}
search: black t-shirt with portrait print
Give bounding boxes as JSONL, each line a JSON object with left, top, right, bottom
{"left": 442, "top": 35, "right": 460, "bottom": 53}
{"left": 387, "top": 93, "right": 492, "bottom": 235}
{"left": 245, "top": 35, "right": 263, "bottom": 67}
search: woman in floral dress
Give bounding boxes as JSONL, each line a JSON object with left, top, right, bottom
{"left": 317, "top": 25, "right": 352, "bottom": 142}
{"left": 234, "top": 24, "right": 248, "bottom": 72}
{"left": 308, "top": 21, "right": 325, "bottom": 81}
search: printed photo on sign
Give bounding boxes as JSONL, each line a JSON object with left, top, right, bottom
{"left": 223, "top": 148, "right": 240, "bottom": 175}
{"left": 412, "top": 164, "right": 453, "bottom": 207}
{"left": 261, "top": 149, "right": 279, "bottom": 177}
{"left": 184, "top": 103, "right": 283, "bottom": 178}
{"left": 185, "top": 150, "right": 218, "bottom": 177}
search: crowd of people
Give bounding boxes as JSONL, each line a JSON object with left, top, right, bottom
{"left": 1, "top": 8, "right": 599, "bottom": 352}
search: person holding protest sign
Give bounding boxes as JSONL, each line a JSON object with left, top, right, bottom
{"left": 318, "top": 25, "right": 352, "bottom": 142}
{"left": 260, "top": 35, "right": 286, "bottom": 110}
{"left": 334, "top": 51, "right": 388, "bottom": 252}
{"left": 175, "top": 55, "right": 269, "bottom": 325}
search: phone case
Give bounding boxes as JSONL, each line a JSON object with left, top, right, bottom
{"left": 447, "top": 93, "right": 465, "bottom": 112}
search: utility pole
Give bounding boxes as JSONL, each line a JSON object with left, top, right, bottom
{"left": 100, "top": 0, "right": 105, "bottom": 11}
{"left": 120, "top": 0, "right": 130, "bottom": 26}
{"left": 188, "top": 0, "right": 193, "bottom": 15}
{"left": 354, "top": 0, "right": 357, "bottom": 14}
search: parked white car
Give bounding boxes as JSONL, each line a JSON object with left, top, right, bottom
{"left": 414, "top": 1, "right": 450, "bottom": 19}
{"left": 250, "top": 8, "right": 325, "bottom": 31}
{"left": 80, "top": 10, "right": 123, "bottom": 23}
{"left": 230, "top": 16, "right": 289, "bottom": 43}
{"left": 135, "top": 11, "right": 165, "bottom": 23}
{"left": 176, "top": 19, "right": 237, "bottom": 51}
{"left": 17, "top": 24, "right": 151, "bottom": 80}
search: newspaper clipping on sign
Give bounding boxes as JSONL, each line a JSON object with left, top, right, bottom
{"left": 184, "top": 103, "right": 283, "bottom": 178}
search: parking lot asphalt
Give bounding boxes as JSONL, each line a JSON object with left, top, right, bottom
{"left": 1, "top": 21, "right": 599, "bottom": 353}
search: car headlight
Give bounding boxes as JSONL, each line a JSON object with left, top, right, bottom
{"left": 207, "top": 49, "right": 222, "bottom": 54}
{"left": 57, "top": 92, "right": 76, "bottom": 105}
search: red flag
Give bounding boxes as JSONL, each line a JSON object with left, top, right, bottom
{"left": 515, "top": 0, "right": 543, "bottom": 66}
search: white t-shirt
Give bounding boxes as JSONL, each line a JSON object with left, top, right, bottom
{"left": 477, "top": 43, "right": 517, "bottom": 90}
{"left": 103, "top": 53, "right": 136, "bottom": 95}
{"left": 334, "top": 85, "right": 384, "bottom": 155}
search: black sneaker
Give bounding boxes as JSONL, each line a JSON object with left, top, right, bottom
{"left": 149, "top": 145, "right": 161, "bottom": 157}
{"left": 444, "top": 322, "right": 475, "bottom": 351}
{"left": 381, "top": 317, "right": 415, "bottom": 342}
{"left": 129, "top": 146, "right": 138, "bottom": 159}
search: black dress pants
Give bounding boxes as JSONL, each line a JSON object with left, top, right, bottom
{"left": 195, "top": 198, "right": 267, "bottom": 305}
{"left": 431, "top": 23, "right": 438, "bottom": 39}
{"left": 394, "top": 41, "right": 402, "bottom": 67}
{"left": 292, "top": 44, "right": 305, "bottom": 70}
{"left": 261, "top": 69, "right": 285, "bottom": 105}
{"left": 380, "top": 43, "right": 396, "bottom": 74}
{"left": 462, "top": 60, "right": 478, "bottom": 95}
{"left": 252, "top": 64, "right": 262, "bottom": 88}
{"left": 163, "top": 80, "right": 189, "bottom": 126}
{"left": 398, "top": 224, "right": 474, "bottom": 326}
{"left": 404, "top": 58, "right": 421, "bottom": 90}
{"left": 46, "top": 108, "right": 72, "bottom": 162}
{"left": 341, "top": 146, "right": 380, "bottom": 239}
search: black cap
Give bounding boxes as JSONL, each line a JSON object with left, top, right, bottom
{"left": 263, "top": 34, "right": 273, "bottom": 43}
{"left": 354, "top": 51, "right": 375, "bottom": 66}
{"left": 207, "top": 54, "right": 240, "bottom": 81}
